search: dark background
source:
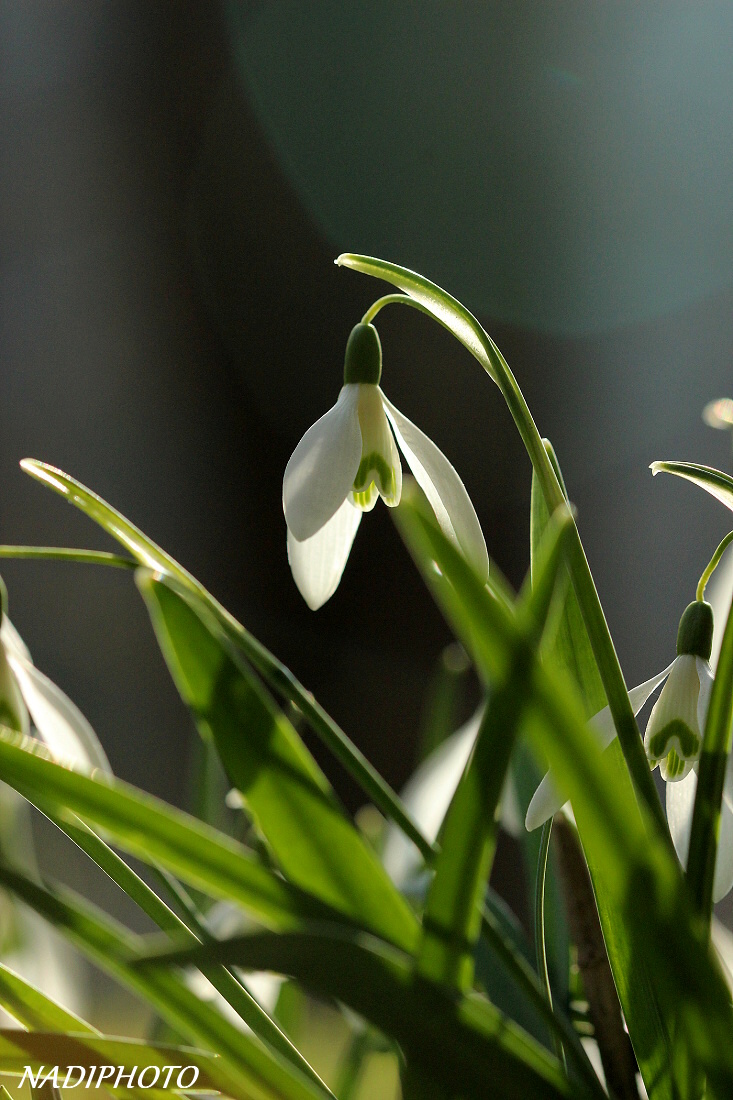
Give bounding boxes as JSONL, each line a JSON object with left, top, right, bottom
{"left": 1, "top": 2, "right": 733, "bottom": 920}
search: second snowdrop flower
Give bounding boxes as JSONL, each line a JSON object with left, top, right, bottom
{"left": 283, "top": 322, "right": 489, "bottom": 609}
{"left": 526, "top": 601, "right": 713, "bottom": 831}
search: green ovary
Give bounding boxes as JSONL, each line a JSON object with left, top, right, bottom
{"left": 648, "top": 718, "right": 700, "bottom": 763}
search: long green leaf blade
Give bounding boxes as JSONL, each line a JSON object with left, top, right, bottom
{"left": 0, "top": 728, "right": 335, "bottom": 928}
{"left": 138, "top": 572, "right": 418, "bottom": 953}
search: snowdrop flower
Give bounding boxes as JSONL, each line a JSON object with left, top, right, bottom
{"left": 283, "top": 322, "right": 489, "bottom": 609}
{"left": 526, "top": 601, "right": 733, "bottom": 901}
{"left": 0, "top": 606, "right": 110, "bottom": 774}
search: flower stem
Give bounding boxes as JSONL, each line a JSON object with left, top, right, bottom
{"left": 364, "top": 290, "right": 668, "bottom": 841}
{"left": 696, "top": 530, "right": 733, "bottom": 601}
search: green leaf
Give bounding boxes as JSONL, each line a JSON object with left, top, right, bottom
{"left": 532, "top": 444, "right": 676, "bottom": 1099}
{"left": 138, "top": 572, "right": 418, "bottom": 953}
{"left": 0, "top": 865, "right": 333, "bottom": 1100}
{"left": 417, "top": 506, "right": 574, "bottom": 993}
{"left": 0, "top": 727, "right": 335, "bottom": 929}
{"left": 139, "top": 928, "right": 579, "bottom": 1100}
{"left": 0, "top": 546, "right": 136, "bottom": 569}
{"left": 0, "top": 960, "right": 97, "bottom": 1035}
{"left": 530, "top": 442, "right": 606, "bottom": 716}
{"left": 651, "top": 460, "right": 733, "bottom": 513}
{"left": 19, "top": 803, "right": 328, "bottom": 1092}
{"left": 19, "top": 460, "right": 431, "bottom": 862}
{"left": 0, "top": 1031, "right": 222, "bottom": 1093}
{"left": 394, "top": 489, "right": 733, "bottom": 1096}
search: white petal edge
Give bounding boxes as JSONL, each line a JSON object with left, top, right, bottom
{"left": 287, "top": 498, "right": 362, "bottom": 610}
{"left": 0, "top": 618, "right": 32, "bottom": 663}
{"left": 382, "top": 394, "right": 489, "bottom": 582}
{"left": 695, "top": 657, "right": 714, "bottom": 735}
{"left": 7, "top": 651, "right": 111, "bottom": 774}
{"left": 525, "top": 662, "right": 674, "bottom": 831}
{"left": 666, "top": 767, "right": 733, "bottom": 903}
{"left": 382, "top": 708, "right": 481, "bottom": 887}
{"left": 283, "top": 385, "right": 363, "bottom": 542}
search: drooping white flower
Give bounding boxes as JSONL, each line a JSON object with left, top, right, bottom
{"left": 283, "top": 322, "right": 489, "bottom": 609}
{"left": 0, "top": 612, "right": 110, "bottom": 774}
{"left": 526, "top": 600, "right": 733, "bottom": 901}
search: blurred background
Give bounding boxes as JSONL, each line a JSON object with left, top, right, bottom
{"left": 2, "top": 0, "right": 733, "bottom": 984}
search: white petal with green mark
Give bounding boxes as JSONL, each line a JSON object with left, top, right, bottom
{"left": 525, "top": 662, "right": 674, "bottom": 831}
{"left": 354, "top": 386, "right": 402, "bottom": 506}
{"left": 287, "top": 497, "right": 362, "bottom": 610}
{"left": 382, "top": 393, "right": 489, "bottom": 582}
{"left": 644, "top": 655, "right": 702, "bottom": 782}
{"left": 283, "top": 385, "right": 362, "bottom": 541}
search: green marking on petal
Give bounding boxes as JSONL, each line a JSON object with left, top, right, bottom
{"left": 648, "top": 718, "right": 701, "bottom": 763}
{"left": 352, "top": 484, "right": 377, "bottom": 509}
{"left": 664, "top": 749, "right": 685, "bottom": 779}
{"left": 353, "top": 453, "right": 396, "bottom": 498}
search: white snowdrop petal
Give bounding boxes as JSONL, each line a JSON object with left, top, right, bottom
{"left": 283, "top": 386, "right": 363, "bottom": 541}
{"left": 382, "top": 709, "right": 481, "bottom": 886}
{"left": 695, "top": 657, "right": 714, "bottom": 736}
{"left": 713, "top": 797, "right": 733, "bottom": 903}
{"left": 525, "top": 663, "right": 673, "bottom": 831}
{"left": 382, "top": 394, "right": 489, "bottom": 582}
{"left": 666, "top": 769, "right": 696, "bottom": 867}
{"left": 0, "top": 619, "right": 32, "bottom": 663}
{"left": 7, "top": 652, "right": 111, "bottom": 774}
{"left": 525, "top": 771, "right": 568, "bottom": 832}
{"left": 287, "top": 498, "right": 362, "bottom": 610}
{"left": 644, "top": 656, "right": 702, "bottom": 780}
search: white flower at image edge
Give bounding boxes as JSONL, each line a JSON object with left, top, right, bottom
{"left": 526, "top": 600, "right": 733, "bottom": 902}
{"left": 282, "top": 322, "right": 489, "bottom": 609}
{"left": 0, "top": 615, "right": 110, "bottom": 774}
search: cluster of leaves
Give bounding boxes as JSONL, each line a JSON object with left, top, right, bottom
{"left": 0, "top": 259, "right": 731, "bottom": 1099}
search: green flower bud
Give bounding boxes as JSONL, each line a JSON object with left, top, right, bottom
{"left": 676, "top": 600, "right": 714, "bottom": 661}
{"left": 343, "top": 323, "right": 382, "bottom": 386}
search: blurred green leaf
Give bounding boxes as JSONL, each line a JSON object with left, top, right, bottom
{"left": 418, "top": 506, "right": 574, "bottom": 993}
{"left": 532, "top": 444, "right": 675, "bottom": 1099}
{"left": 0, "top": 865, "right": 332, "bottom": 1100}
{"left": 139, "top": 927, "right": 579, "bottom": 1100}
{"left": 394, "top": 489, "right": 733, "bottom": 1096}
{"left": 138, "top": 572, "right": 418, "bottom": 954}
{"left": 0, "top": 961, "right": 97, "bottom": 1034}
{"left": 0, "top": 727, "right": 334, "bottom": 929}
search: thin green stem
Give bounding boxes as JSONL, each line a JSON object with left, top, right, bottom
{"left": 696, "top": 531, "right": 733, "bottom": 601}
{"left": 363, "top": 291, "right": 668, "bottom": 842}
{"left": 535, "top": 820, "right": 566, "bottom": 1072}
{"left": 362, "top": 294, "right": 442, "bottom": 328}
{"left": 0, "top": 546, "right": 136, "bottom": 568}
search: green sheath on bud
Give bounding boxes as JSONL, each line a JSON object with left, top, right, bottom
{"left": 343, "top": 323, "right": 382, "bottom": 385}
{"left": 676, "top": 600, "right": 714, "bottom": 660}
